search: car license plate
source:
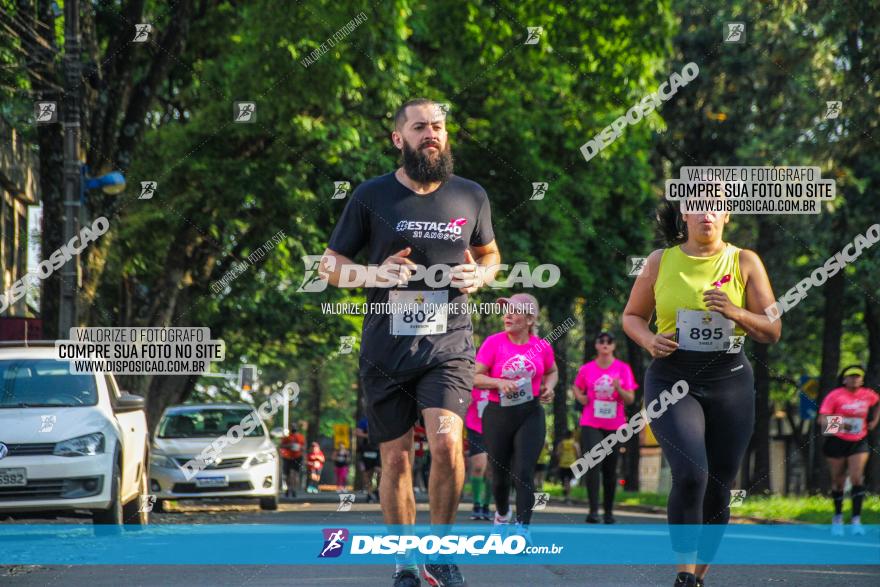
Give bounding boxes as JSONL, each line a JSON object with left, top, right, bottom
{"left": 0, "top": 468, "right": 27, "bottom": 487}
{"left": 195, "top": 475, "right": 228, "bottom": 488}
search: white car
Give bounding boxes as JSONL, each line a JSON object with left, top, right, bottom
{"left": 150, "top": 404, "right": 279, "bottom": 511}
{"left": 0, "top": 343, "right": 150, "bottom": 525}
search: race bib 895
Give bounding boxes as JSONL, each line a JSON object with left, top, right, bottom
{"left": 676, "top": 309, "right": 734, "bottom": 352}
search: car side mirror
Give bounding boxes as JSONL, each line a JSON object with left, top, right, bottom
{"left": 116, "top": 392, "right": 146, "bottom": 413}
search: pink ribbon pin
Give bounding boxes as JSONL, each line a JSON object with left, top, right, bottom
{"left": 712, "top": 274, "right": 732, "bottom": 289}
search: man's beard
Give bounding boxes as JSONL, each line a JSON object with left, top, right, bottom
{"left": 402, "top": 140, "right": 454, "bottom": 183}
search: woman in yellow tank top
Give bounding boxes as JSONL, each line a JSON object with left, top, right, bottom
{"left": 623, "top": 203, "right": 781, "bottom": 587}
{"left": 555, "top": 430, "right": 581, "bottom": 504}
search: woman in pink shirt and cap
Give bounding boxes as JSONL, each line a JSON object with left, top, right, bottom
{"left": 474, "top": 293, "right": 557, "bottom": 538}
{"left": 572, "top": 331, "right": 637, "bottom": 524}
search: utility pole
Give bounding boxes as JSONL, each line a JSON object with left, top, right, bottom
{"left": 59, "top": 0, "right": 81, "bottom": 336}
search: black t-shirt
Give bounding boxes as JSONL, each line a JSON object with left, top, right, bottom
{"left": 328, "top": 172, "right": 495, "bottom": 376}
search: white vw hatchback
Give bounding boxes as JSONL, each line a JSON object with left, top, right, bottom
{"left": 0, "top": 343, "right": 150, "bottom": 525}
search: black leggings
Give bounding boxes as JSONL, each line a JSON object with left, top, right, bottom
{"left": 581, "top": 426, "right": 619, "bottom": 515}
{"left": 645, "top": 350, "right": 754, "bottom": 560}
{"left": 482, "top": 398, "right": 546, "bottom": 525}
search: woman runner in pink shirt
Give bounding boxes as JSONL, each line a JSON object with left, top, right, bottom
{"left": 571, "top": 332, "right": 637, "bottom": 524}
{"left": 474, "top": 293, "right": 558, "bottom": 538}
{"left": 819, "top": 365, "right": 880, "bottom": 535}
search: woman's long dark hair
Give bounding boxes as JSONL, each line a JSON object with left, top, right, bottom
{"left": 656, "top": 200, "right": 687, "bottom": 247}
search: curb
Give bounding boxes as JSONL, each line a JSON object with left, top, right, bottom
{"left": 551, "top": 497, "right": 804, "bottom": 525}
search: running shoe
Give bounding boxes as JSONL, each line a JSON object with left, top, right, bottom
{"left": 852, "top": 516, "right": 866, "bottom": 536}
{"left": 831, "top": 513, "right": 844, "bottom": 536}
{"left": 493, "top": 509, "right": 512, "bottom": 526}
{"left": 674, "top": 571, "right": 696, "bottom": 586}
{"left": 422, "top": 563, "right": 466, "bottom": 586}
{"left": 480, "top": 504, "right": 492, "bottom": 521}
{"left": 695, "top": 577, "right": 704, "bottom": 587}
{"left": 512, "top": 522, "right": 533, "bottom": 547}
{"left": 603, "top": 513, "right": 616, "bottom": 524}
{"left": 585, "top": 513, "right": 601, "bottom": 524}
{"left": 493, "top": 509, "right": 512, "bottom": 537}
{"left": 470, "top": 504, "right": 481, "bottom": 520}
{"left": 392, "top": 569, "right": 421, "bottom": 587}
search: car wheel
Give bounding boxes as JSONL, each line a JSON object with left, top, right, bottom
{"left": 122, "top": 461, "right": 150, "bottom": 527}
{"left": 93, "top": 458, "right": 123, "bottom": 526}
{"left": 259, "top": 496, "right": 278, "bottom": 511}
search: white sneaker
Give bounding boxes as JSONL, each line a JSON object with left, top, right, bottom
{"left": 852, "top": 516, "right": 865, "bottom": 536}
{"left": 493, "top": 509, "right": 512, "bottom": 526}
{"left": 831, "top": 514, "right": 844, "bottom": 536}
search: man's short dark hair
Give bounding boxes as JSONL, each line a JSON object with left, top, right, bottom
{"left": 394, "top": 98, "right": 437, "bottom": 130}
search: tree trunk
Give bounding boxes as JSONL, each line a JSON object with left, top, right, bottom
{"left": 582, "top": 300, "right": 603, "bottom": 363}
{"left": 309, "top": 364, "right": 323, "bottom": 445}
{"left": 864, "top": 293, "right": 880, "bottom": 491}
{"left": 750, "top": 341, "right": 771, "bottom": 494}
{"left": 144, "top": 374, "right": 199, "bottom": 432}
{"left": 576, "top": 299, "right": 603, "bottom": 483}
{"left": 21, "top": 0, "right": 63, "bottom": 337}
{"left": 353, "top": 374, "right": 364, "bottom": 491}
{"left": 623, "top": 335, "right": 646, "bottom": 491}
{"left": 548, "top": 299, "right": 573, "bottom": 448}
{"left": 81, "top": 0, "right": 197, "bottom": 312}
{"left": 812, "top": 222, "right": 847, "bottom": 492}
{"left": 745, "top": 215, "right": 774, "bottom": 494}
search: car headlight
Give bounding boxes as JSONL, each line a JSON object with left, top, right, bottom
{"left": 248, "top": 450, "right": 276, "bottom": 467}
{"left": 150, "top": 454, "right": 178, "bottom": 469}
{"left": 53, "top": 432, "right": 105, "bottom": 457}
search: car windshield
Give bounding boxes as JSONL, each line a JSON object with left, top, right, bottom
{"left": 157, "top": 408, "right": 265, "bottom": 438}
{"left": 0, "top": 359, "right": 98, "bottom": 408}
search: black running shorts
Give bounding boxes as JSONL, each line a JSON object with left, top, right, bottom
{"left": 822, "top": 435, "right": 870, "bottom": 458}
{"left": 282, "top": 457, "right": 302, "bottom": 476}
{"left": 360, "top": 358, "right": 473, "bottom": 445}
{"left": 467, "top": 427, "right": 487, "bottom": 457}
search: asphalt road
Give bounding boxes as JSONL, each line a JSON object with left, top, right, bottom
{"left": 2, "top": 494, "right": 878, "bottom": 586}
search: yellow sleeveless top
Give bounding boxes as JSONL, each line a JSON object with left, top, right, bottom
{"left": 558, "top": 438, "right": 578, "bottom": 468}
{"left": 654, "top": 244, "right": 746, "bottom": 335}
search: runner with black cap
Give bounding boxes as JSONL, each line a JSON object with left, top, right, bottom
{"left": 321, "top": 98, "right": 500, "bottom": 587}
